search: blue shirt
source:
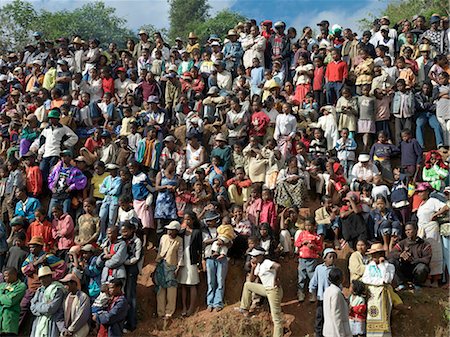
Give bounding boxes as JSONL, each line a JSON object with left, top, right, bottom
{"left": 131, "top": 172, "right": 152, "bottom": 200}
{"left": 99, "top": 175, "right": 122, "bottom": 203}
{"left": 309, "top": 263, "right": 333, "bottom": 300}
{"left": 14, "top": 197, "right": 41, "bottom": 222}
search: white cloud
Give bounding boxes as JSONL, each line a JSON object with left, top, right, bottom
{"left": 290, "top": 0, "right": 384, "bottom": 36}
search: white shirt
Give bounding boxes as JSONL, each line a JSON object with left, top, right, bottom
{"left": 254, "top": 259, "right": 276, "bottom": 289}
{"left": 350, "top": 162, "right": 379, "bottom": 181}
{"left": 417, "top": 197, "right": 445, "bottom": 227}
{"left": 273, "top": 113, "right": 296, "bottom": 140}
{"left": 38, "top": 124, "right": 79, "bottom": 158}
{"left": 114, "top": 78, "right": 133, "bottom": 99}
{"left": 217, "top": 70, "right": 232, "bottom": 91}
{"left": 323, "top": 284, "right": 352, "bottom": 337}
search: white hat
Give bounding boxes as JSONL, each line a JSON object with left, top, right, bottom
{"left": 215, "top": 133, "right": 227, "bottom": 142}
{"left": 38, "top": 266, "right": 53, "bottom": 278}
{"left": 358, "top": 154, "right": 370, "bottom": 162}
{"left": 248, "top": 247, "right": 266, "bottom": 257}
{"left": 210, "top": 41, "right": 221, "bottom": 47}
{"left": 105, "top": 163, "right": 119, "bottom": 170}
{"left": 165, "top": 220, "right": 181, "bottom": 231}
{"left": 163, "top": 135, "right": 176, "bottom": 142}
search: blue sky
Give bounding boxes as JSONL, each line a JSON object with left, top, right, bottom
{"left": 11, "top": 0, "right": 386, "bottom": 34}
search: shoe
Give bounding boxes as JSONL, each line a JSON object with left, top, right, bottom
{"left": 309, "top": 293, "right": 317, "bottom": 303}
{"left": 297, "top": 291, "right": 305, "bottom": 302}
{"left": 207, "top": 306, "right": 213, "bottom": 312}
{"left": 215, "top": 307, "right": 223, "bottom": 312}
{"left": 236, "top": 308, "right": 249, "bottom": 317}
{"left": 123, "top": 329, "right": 130, "bottom": 334}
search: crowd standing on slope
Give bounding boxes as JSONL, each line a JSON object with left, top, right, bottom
{"left": 0, "top": 11, "right": 448, "bottom": 337}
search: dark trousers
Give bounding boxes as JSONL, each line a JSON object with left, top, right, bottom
{"left": 390, "top": 259, "right": 430, "bottom": 285}
{"left": 125, "top": 273, "right": 138, "bottom": 331}
{"left": 39, "top": 155, "right": 59, "bottom": 186}
{"left": 314, "top": 300, "right": 324, "bottom": 337}
{"left": 313, "top": 90, "right": 325, "bottom": 108}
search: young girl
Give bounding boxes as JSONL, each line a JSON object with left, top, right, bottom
{"left": 374, "top": 88, "right": 393, "bottom": 139}
{"left": 75, "top": 198, "right": 100, "bottom": 247}
{"left": 348, "top": 279, "right": 367, "bottom": 337}
{"left": 293, "top": 54, "right": 314, "bottom": 104}
{"left": 309, "top": 128, "right": 327, "bottom": 160}
{"left": 258, "top": 222, "right": 277, "bottom": 259}
{"left": 369, "top": 130, "right": 400, "bottom": 181}
{"left": 358, "top": 84, "right": 376, "bottom": 151}
{"left": 336, "top": 87, "right": 358, "bottom": 137}
{"left": 311, "top": 105, "right": 338, "bottom": 151}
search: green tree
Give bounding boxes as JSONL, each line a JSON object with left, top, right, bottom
{"left": 0, "top": 0, "right": 37, "bottom": 50}
{"left": 191, "top": 9, "right": 247, "bottom": 42}
{"left": 359, "top": 0, "right": 448, "bottom": 29}
{"left": 36, "top": 2, "right": 134, "bottom": 48}
{"left": 168, "top": 0, "right": 210, "bottom": 41}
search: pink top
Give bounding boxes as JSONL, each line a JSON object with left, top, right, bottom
{"left": 52, "top": 213, "right": 75, "bottom": 250}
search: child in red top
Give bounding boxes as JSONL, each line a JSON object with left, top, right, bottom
{"left": 249, "top": 100, "right": 270, "bottom": 140}
{"left": 176, "top": 180, "right": 194, "bottom": 219}
{"left": 294, "top": 217, "right": 323, "bottom": 302}
{"left": 22, "top": 152, "right": 42, "bottom": 197}
{"left": 27, "top": 207, "right": 54, "bottom": 252}
{"left": 348, "top": 279, "right": 367, "bottom": 337}
{"left": 258, "top": 187, "right": 277, "bottom": 232}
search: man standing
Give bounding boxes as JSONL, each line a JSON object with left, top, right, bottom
{"left": 268, "top": 21, "right": 290, "bottom": 72}
{"left": 93, "top": 279, "right": 128, "bottom": 337}
{"left": 239, "top": 247, "right": 283, "bottom": 337}
{"left": 20, "top": 236, "right": 66, "bottom": 327}
{"left": 38, "top": 108, "right": 78, "bottom": 183}
{"left": 0, "top": 267, "right": 26, "bottom": 336}
{"left": 30, "top": 266, "right": 66, "bottom": 337}
{"left": 60, "top": 273, "right": 91, "bottom": 337}
{"left": 323, "top": 268, "right": 352, "bottom": 337}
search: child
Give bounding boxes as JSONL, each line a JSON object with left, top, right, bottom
{"left": 381, "top": 55, "right": 398, "bottom": 83}
{"left": 75, "top": 198, "right": 100, "bottom": 247}
{"left": 358, "top": 84, "right": 376, "bottom": 152}
{"left": 21, "top": 152, "right": 42, "bottom": 197}
{"left": 369, "top": 130, "right": 400, "bottom": 181}
{"left": 206, "top": 156, "right": 224, "bottom": 186}
{"left": 396, "top": 56, "right": 416, "bottom": 89}
{"left": 91, "top": 283, "right": 111, "bottom": 314}
{"left": 119, "top": 107, "right": 136, "bottom": 137}
{"left": 434, "top": 72, "right": 450, "bottom": 147}
{"left": 211, "top": 236, "right": 230, "bottom": 260}
{"left": 309, "top": 128, "right": 327, "bottom": 160}
{"left": 258, "top": 222, "right": 277, "bottom": 258}
{"left": 335, "top": 128, "right": 357, "bottom": 178}
{"left": 116, "top": 137, "right": 133, "bottom": 167}
{"left": 91, "top": 161, "right": 109, "bottom": 209}
{"left": 299, "top": 92, "right": 319, "bottom": 123}
{"left": 19, "top": 114, "right": 39, "bottom": 157}
{"left": 249, "top": 100, "right": 270, "bottom": 142}
{"left": 116, "top": 195, "right": 140, "bottom": 227}
{"left": 348, "top": 279, "right": 367, "bottom": 337}
{"left": 309, "top": 248, "right": 337, "bottom": 337}
{"left": 336, "top": 87, "right": 358, "bottom": 138}
{"left": 259, "top": 187, "right": 278, "bottom": 232}
{"left": 311, "top": 105, "right": 338, "bottom": 151}
{"left": 293, "top": 54, "right": 314, "bottom": 104}
{"left": 4, "top": 158, "right": 23, "bottom": 223}
{"left": 391, "top": 169, "right": 411, "bottom": 225}
{"left": 374, "top": 88, "right": 393, "bottom": 139}
{"left": 26, "top": 207, "right": 54, "bottom": 252}
{"left": 295, "top": 217, "right": 323, "bottom": 302}
{"left": 151, "top": 50, "right": 165, "bottom": 80}
{"left": 392, "top": 79, "right": 415, "bottom": 145}
{"left": 4, "top": 232, "right": 28, "bottom": 279}
{"left": 231, "top": 143, "right": 246, "bottom": 174}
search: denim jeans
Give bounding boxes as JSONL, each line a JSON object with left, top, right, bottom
{"left": 325, "top": 82, "right": 343, "bottom": 105}
{"left": 298, "top": 258, "right": 318, "bottom": 290}
{"left": 416, "top": 112, "right": 444, "bottom": 147}
{"left": 206, "top": 257, "right": 228, "bottom": 309}
{"left": 98, "top": 199, "right": 119, "bottom": 243}
{"left": 39, "top": 156, "right": 59, "bottom": 187}
{"left": 48, "top": 197, "right": 71, "bottom": 219}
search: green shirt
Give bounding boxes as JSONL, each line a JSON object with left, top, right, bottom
{"left": 0, "top": 280, "right": 26, "bottom": 334}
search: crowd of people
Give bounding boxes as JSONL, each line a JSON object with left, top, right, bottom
{"left": 0, "top": 10, "right": 448, "bottom": 337}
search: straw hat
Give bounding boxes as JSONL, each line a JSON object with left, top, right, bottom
{"left": 72, "top": 37, "right": 82, "bottom": 45}
{"left": 38, "top": 266, "right": 53, "bottom": 278}
{"left": 227, "top": 29, "right": 238, "bottom": 37}
{"left": 367, "top": 243, "right": 385, "bottom": 255}
{"left": 188, "top": 32, "right": 198, "bottom": 39}
{"left": 28, "top": 236, "right": 45, "bottom": 246}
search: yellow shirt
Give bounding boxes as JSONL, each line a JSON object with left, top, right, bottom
{"left": 120, "top": 117, "right": 136, "bottom": 137}
{"left": 156, "top": 234, "right": 183, "bottom": 266}
{"left": 91, "top": 172, "right": 109, "bottom": 199}
{"left": 42, "top": 68, "right": 57, "bottom": 91}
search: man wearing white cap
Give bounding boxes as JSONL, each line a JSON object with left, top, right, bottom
{"left": 30, "top": 266, "right": 65, "bottom": 337}
{"left": 239, "top": 247, "right": 283, "bottom": 337}
{"left": 350, "top": 153, "right": 379, "bottom": 186}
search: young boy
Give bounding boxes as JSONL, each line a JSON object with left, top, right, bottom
{"left": 295, "top": 217, "right": 323, "bottom": 302}
{"left": 399, "top": 128, "right": 422, "bottom": 177}
{"left": 335, "top": 128, "right": 357, "bottom": 178}
{"left": 309, "top": 248, "right": 338, "bottom": 337}
{"left": 315, "top": 196, "right": 341, "bottom": 249}
{"left": 396, "top": 56, "right": 416, "bottom": 89}
{"left": 26, "top": 207, "right": 54, "bottom": 252}
{"left": 4, "top": 232, "right": 28, "bottom": 279}
{"left": 21, "top": 151, "right": 42, "bottom": 197}
{"left": 392, "top": 79, "right": 415, "bottom": 145}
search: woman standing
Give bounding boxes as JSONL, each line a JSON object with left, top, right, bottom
{"left": 362, "top": 243, "right": 396, "bottom": 337}
{"left": 154, "top": 159, "right": 178, "bottom": 243}
{"left": 416, "top": 182, "right": 449, "bottom": 287}
{"left": 178, "top": 212, "right": 203, "bottom": 316}
{"left": 348, "top": 239, "right": 368, "bottom": 281}
{"left": 127, "top": 160, "right": 154, "bottom": 249}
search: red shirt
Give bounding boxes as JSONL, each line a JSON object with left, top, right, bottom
{"left": 250, "top": 111, "right": 270, "bottom": 137}
{"left": 26, "top": 166, "right": 43, "bottom": 196}
{"left": 259, "top": 200, "right": 278, "bottom": 231}
{"left": 84, "top": 137, "right": 103, "bottom": 153}
{"left": 325, "top": 60, "right": 348, "bottom": 82}
{"left": 295, "top": 230, "right": 323, "bottom": 259}
{"left": 102, "top": 77, "right": 114, "bottom": 95}
{"left": 27, "top": 220, "right": 54, "bottom": 251}
{"left": 313, "top": 66, "right": 325, "bottom": 91}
